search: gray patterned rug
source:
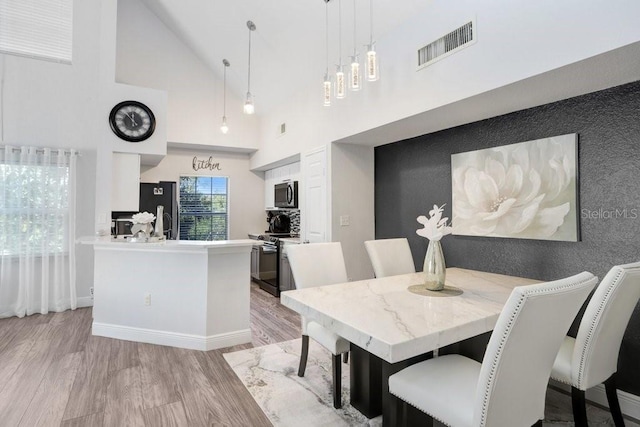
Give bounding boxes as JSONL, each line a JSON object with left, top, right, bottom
{"left": 224, "top": 339, "right": 621, "bottom": 426}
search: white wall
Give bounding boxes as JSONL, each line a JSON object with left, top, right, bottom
{"left": 331, "top": 143, "right": 375, "bottom": 281}
{"left": 140, "top": 148, "right": 266, "bottom": 240}
{"left": 115, "top": 0, "right": 259, "bottom": 152}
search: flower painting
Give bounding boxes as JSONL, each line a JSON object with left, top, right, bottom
{"left": 451, "top": 134, "right": 579, "bottom": 241}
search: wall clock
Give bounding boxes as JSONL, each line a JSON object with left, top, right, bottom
{"left": 109, "top": 100, "right": 156, "bottom": 142}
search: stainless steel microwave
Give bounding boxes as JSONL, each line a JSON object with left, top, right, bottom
{"left": 274, "top": 181, "right": 298, "bottom": 208}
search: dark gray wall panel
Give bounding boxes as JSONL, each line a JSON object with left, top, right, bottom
{"left": 375, "top": 80, "right": 640, "bottom": 395}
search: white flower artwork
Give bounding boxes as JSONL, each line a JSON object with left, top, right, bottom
{"left": 451, "top": 134, "right": 579, "bottom": 241}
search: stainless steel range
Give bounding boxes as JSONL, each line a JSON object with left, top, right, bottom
{"left": 249, "top": 232, "right": 293, "bottom": 296}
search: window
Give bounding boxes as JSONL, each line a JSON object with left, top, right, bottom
{"left": 0, "top": 148, "right": 72, "bottom": 256}
{"left": 179, "top": 176, "right": 228, "bottom": 241}
{"left": 0, "top": 0, "right": 73, "bottom": 63}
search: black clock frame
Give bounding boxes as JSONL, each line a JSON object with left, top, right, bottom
{"left": 109, "top": 100, "right": 156, "bottom": 143}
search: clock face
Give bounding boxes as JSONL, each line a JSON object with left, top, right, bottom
{"left": 109, "top": 101, "right": 156, "bottom": 142}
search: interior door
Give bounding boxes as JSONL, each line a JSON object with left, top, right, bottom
{"left": 303, "top": 146, "right": 327, "bottom": 243}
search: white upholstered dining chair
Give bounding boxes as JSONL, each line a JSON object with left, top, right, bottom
{"left": 286, "top": 242, "right": 351, "bottom": 409}
{"left": 550, "top": 261, "right": 640, "bottom": 427}
{"left": 364, "top": 238, "right": 416, "bottom": 278}
{"left": 388, "top": 271, "right": 598, "bottom": 427}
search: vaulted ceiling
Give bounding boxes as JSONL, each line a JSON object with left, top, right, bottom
{"left": 138, "top": 1, "right": 640, "bottom": 149}
{"left": 140, "top": 0, "right": 426, "bottom": 114}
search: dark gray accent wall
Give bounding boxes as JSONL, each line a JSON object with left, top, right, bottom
{"left": 375, "top": 80, "right": 640, "bottom": 395}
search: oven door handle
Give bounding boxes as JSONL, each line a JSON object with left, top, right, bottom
{"left": 262, "top": 245, "right": 278, "bottom": 254}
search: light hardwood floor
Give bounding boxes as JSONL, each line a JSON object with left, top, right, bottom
{"left": 0, "top": 283, "right": 300, "bottom": 427}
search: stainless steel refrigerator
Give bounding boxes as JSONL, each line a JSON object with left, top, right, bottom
{"left": 139, "top": 181, "right": 178, "bottom": 239}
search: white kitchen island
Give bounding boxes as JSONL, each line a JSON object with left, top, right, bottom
{"left": 82, "top": 238, "right": 254, "bottom": 350}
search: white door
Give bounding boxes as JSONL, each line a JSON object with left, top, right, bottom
{"left": 303, "top": 146, "right": 327, "bottom": 243}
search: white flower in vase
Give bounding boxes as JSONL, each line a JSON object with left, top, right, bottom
{"left": 132, "top": 211, "right": 156, "bottom": 224}
{"left": 131, "top": 211, "right": 156, "bottom": 238}
{"left": 416, "top": 204, "right": 452, "bottom": 242}
{"left": 416, "top": 204, "right": 451, "bottom": 291}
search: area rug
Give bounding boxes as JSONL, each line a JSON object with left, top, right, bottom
{"left": 224, "top": 339, "right": 620, "bottom": 427}
{"left": 223, "top": 339, "right": 380, "bottom": 426}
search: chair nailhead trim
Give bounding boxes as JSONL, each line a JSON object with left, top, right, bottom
{"left": 479, "top": 276, "right": 595, "bottom": 426}
{"left": 576, "top": 267, "right": 633, "bottom": 389}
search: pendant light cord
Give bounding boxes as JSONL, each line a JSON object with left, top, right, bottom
{"left": 369, "top": 0, "right": 373, "bottom": 44}
{"left": 223, "top": 65, "right": 227, "bottom": 116}
{"left": 325, "top": 0, "right": 329, "bottom": 75}
{"left": 353, "top": 0, "right": 357, "bottom": 56}
{"left": 338, "top": 0, "right": 342, "bottom": 66}
{"left": 247, "top": 29, "right": 252, "bottom": 93}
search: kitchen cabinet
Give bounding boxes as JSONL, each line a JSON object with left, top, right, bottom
{"left": 111, "top": 152, "right": 140, "bottom": 211}
{"left": 279, "top": 240, "right": 298, "bottom": 292}
{"left": 251, "top": 246, "right": 260, "bottom": 280}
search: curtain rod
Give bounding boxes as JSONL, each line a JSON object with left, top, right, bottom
{"left": 0, "top": 145, "right": 81, "bottom": 156}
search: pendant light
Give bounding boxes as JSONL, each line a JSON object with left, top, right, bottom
{"left": 244, "top": 20, "right": 256, "bottom": 115}
{"left": 349, "top": 0, "right": 361, "bottom": 91}
{"left": 323, "top": 0, "right": 332, "bottom": 107}
{"left": 220, "top": 59, "right": 230, "bottom": 134}
{"left": 365, "top": 0, "right": 379, "bottom": 81}
{"left": 335, "top": 0, "right": 346, "bottom": 99}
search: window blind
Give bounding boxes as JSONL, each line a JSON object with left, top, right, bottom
{"left": 0, "top": 0, "right": 73, "bottom": 63}
{"left": 179, "top": 176, "right": 229, "bottom": 241}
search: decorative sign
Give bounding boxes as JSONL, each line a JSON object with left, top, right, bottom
{"left": 192, "top": 156, "right": 222, "bottom": 172}
{"left": 451, "top": 133, "right": 579, "bottom": 241}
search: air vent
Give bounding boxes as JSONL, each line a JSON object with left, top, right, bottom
{"left": 279, "top": 123, "right": 286, "bottom": 136}
{"left": 417, "top": 20, "right": 475, "bottom": 69}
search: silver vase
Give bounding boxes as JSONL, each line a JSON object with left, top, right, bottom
{"left": 423, "top": 239, "right": 446, "bottom": 291}
{"left": 154, "top": 205, "right": 164, "bottom": 238}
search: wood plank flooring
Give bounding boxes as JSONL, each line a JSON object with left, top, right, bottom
{"left": 0, "top": 283, "right": 300, "bottom": 427}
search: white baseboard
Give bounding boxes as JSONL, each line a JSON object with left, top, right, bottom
{"left": 76, "top": 297, "right": 94, "bottom": 308}
{"left": 92, "top": 322, "right": 252, "bottom": 351}
{"left": 550, "top": 379, "right": 640, "bottom": 421}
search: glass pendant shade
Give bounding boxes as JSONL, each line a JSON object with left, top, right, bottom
{"left": 366, "top": 44, "right": 379, "bottom": 81}
{"left": 323, "top": 75, "right": 332, "bottom": 107}
{"left": 335, "top": 66, "right": 346, "bottom": 99}
{"left": 220, "top": 116, "right": 229, "bottom": 134}
{"left": 349, "top": 56, "right": 361, "bottom": 91}
{"left": 243, "top": 92, "right": 255, "bottom": 115}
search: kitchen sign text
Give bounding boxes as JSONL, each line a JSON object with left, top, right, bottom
{"left": 192, "top": 156, "right": 222, "bottom": 171}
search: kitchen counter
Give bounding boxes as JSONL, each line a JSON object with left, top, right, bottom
{"left": 279, "top": 237, "right": 302, "bottom": 244}
{"left": 81, "top": 236, "right": 256, "bottom": 250}
{"left": 80, "top": 237, "right": 253, "bottom": 350}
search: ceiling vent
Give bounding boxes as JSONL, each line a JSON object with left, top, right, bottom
{"left": 417, "top": 19, "right": 476, "bottom": 70}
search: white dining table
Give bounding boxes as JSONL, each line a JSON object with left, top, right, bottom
{"left": 281, "top": 267, "right": 540, "bottom": 424}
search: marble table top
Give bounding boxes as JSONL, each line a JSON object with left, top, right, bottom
{"left": 281, "top": 268, "right": 540, "bottom": 363}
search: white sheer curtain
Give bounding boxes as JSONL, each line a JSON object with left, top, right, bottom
{"left": 0, "top": 145, "right": 77, "bottom": 318}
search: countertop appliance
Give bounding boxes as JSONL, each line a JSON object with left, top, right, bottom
{"left": 274, "top": 181, "right": 298, "bottom": 208}
{"left": 111, "top": 212, "right": 134, "bottom": 238}
{"left": 139, "top": 181, "right": 178, "bottom": 239}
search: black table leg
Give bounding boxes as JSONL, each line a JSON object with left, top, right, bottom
{"left": 349, "top": 343, "right": 431, "bottom": 425}
{"left": 349, "top": 344, "right": 383, "bottom": 418}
